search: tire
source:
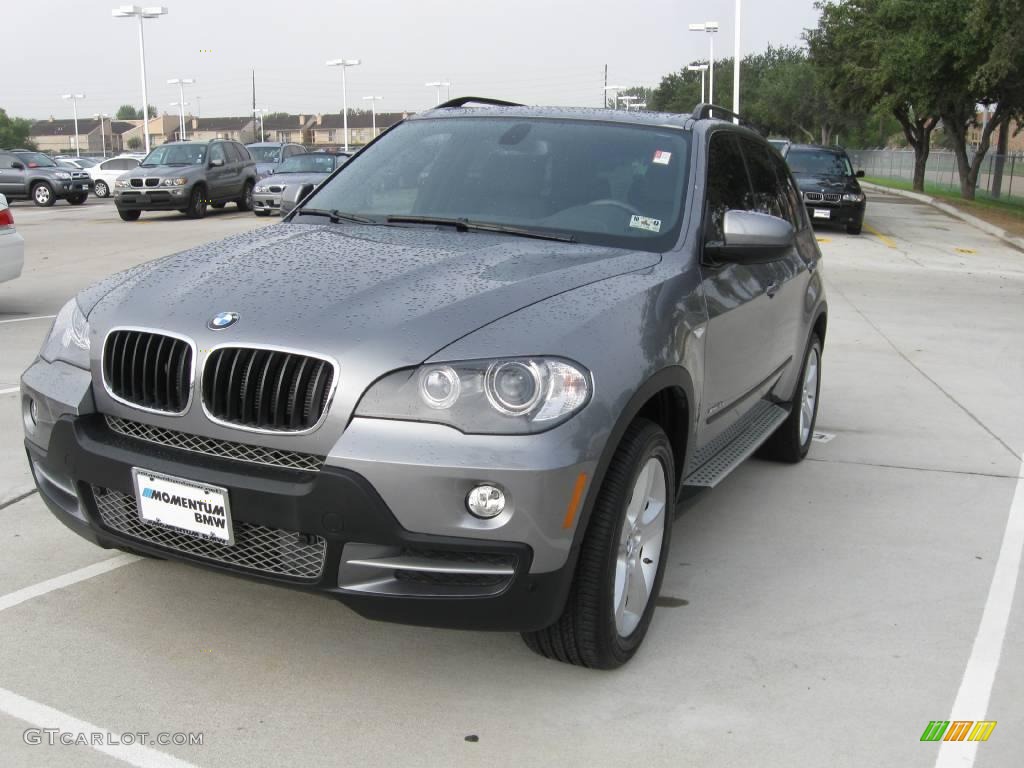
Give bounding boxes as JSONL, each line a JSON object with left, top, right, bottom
{"left": 94, "top": 180, "right": 109, "bottom": 198}
{"left": 117, "top": 209, "right": 141, "bottom": 221}
{"left": 846, "top": 221, "right": 862, "bottom": 235}
{"left": 67, "top": 194, "right": 87, "bottom": 205}
{"left": 184, "top": 186, "right": 207, "bottom": 219}
{"left": 254, "top": 210, "right": 270, "bottom": 217}
{"left": 758, "top": 334, "right": 823, "bottom": 463}
{"left": 522, "top": 419, "right": 675, "bottom": 669}
{"left": 236, "top": 180, "right": 255, "bottom": 211}
{"left": 32, "top": 182, "right": 55, "bottom": 207}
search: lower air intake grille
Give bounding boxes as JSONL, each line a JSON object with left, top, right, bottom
{"left": 202, "top": 347, "right": 335, "bottom": 431}
{"left": 103, "top": 330, "right": 193, "bottom": 414}
{"left": 92, "top": 486, "right": 327, "bottom": 580}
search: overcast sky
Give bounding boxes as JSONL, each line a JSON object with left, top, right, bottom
{"left": 5, "top": 0, "right": 821, "bottom": 120}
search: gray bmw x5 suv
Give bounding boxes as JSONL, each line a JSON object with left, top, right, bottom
{"left": 21, "top": 99, "right": 826, "bottom": 668}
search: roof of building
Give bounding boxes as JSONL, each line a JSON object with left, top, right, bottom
{"left": 192, "top": 117, "right": 253, "bottom": 131}
{"left": 30, "top": 118, "right": 105, "bottom": 136}
{"left": 314, "top": 112, "right": 408, "bottom": 129}
{"left": 260, "top": 114, "right": 315, "bottom": 130}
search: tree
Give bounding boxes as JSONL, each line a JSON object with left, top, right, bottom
{"left": 0, "top": 108, "right": 35, "bottom": 150}
{"left": 126, "top": 136, "right": 142, "bottom": 150}
{"left": 116, "top": 104, "right": 138, "bottom": 120}
{"left": 810, "top": 0, "right": 943, "bottom": 192}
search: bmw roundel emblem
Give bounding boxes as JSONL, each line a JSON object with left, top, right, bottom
{"left": 208, "top": 311, "right": 239, "bottom": 330}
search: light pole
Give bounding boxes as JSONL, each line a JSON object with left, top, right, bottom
{"left": 170, "top": 102, "right": 189, "bottom": 139}
{"left": 362, "top": 95, "right": 383, "bottom": 139}
{"left": 733, "top": 0, "right": 742, "bottom": 119}
{"left": 688, "top": 21, "right": 719, "bottom": 105}
{"left": 94, "top": 113, "right": 110, "bottom": 157}
{"left": 619, "top": 95, "right": 638, "bottom": 110}
{"left": 61, "top": 94, "right": 85, "bottom": 154}
{"left": 687, "top": 64, "right": 709, "bottom": 104}
{"left": 112, "top": 6, "right": 167, "bottom": 155}
{"left": 603, "top": 84, "right": 625, "bottom": 109}
{"left": 633, "top": 102, "right": 647, "bottom": 111}
{"left": 167, "top": 78, "right": 195, "bottom": 140}
{"left": 256, "top": 108, "right": 268, "bottom": 142}
{"left": 326, "top": 59, "right": 361, "bottom": 152}
{"left": 425, "top": 81, "right": 451, "bottom": 106}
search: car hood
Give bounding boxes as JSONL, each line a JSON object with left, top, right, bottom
{"left": 793, "top": 173, "right": 861, "bottom": 194}
{"left": 85, "top": 222, "right": 659, "bottom": 425}
{"left": 125, "top": 164, "right": 204, "bottom": 178}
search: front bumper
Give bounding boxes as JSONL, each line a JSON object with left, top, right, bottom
{"left": 252, "top": 191, "right": 282, "bottom": 213}
{"left": 114, "top": 187, "right": 190, "bottom": 211}
{"left": 803, "top": 200, "right": 865, "bottom": 226}
{"left": 24, "top": 409, "right": 576, "bottom": 632}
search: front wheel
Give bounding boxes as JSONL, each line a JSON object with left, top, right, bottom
{"left": 522, "top": 419, "right": 674, "bottom": 668}
{"left": 759, "top": 334, "right": 822, "bottom": 462}
{"left": 236, "top": 180, "right": 254, "bottom": 211}
{"left": 32, "top": 183, "right": 55, "bottom": 207}
{"left": 184, "top": 186, "right": 207, "bottom": 219}
{"left": 94, "top": 180, "right": 109, "bottom": 198}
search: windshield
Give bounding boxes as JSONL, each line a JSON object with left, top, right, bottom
{"left": 786, "top": 149, "right": 853, "bottom": 177}
{"left": 73, "top": 157, "right": 99, "bottom": 167}
{"left": 303, "top": 117, "right": 691, "bottom": 252}
{"left": 248, "top": 147, "right": 282, "bottom": 163}
{"left": 277, "top": 154, "right": 337, "bottom": 173}
{"left": 141, "top": 143, "right": 207, "bottom": 167}
{"left": 15, "top": 152, "right": 57, "bottom": 168}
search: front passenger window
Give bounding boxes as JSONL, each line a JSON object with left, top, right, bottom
{"left": 704, "top": 133, "right": 751, "bottom": 243}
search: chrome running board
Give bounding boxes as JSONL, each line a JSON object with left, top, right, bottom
{"left": 683, "top": 400, "right": 789, "bottom": 487}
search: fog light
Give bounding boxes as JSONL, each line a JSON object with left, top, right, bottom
{"left": 467, "top": 484, "right": 506, "bottom": 519}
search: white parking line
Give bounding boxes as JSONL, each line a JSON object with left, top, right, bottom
{"left": 0, "top": 686, "right": 201, "bottom": 768}
{"left": 0, "top": 554, "right": 139, "bottom": 613}
{"left": 0, "top": 314, "right": 55, "bottom": 325}
{"left": 0, "top": 387, "right": 18, "bottom": 396}
{"left": 935, "top": 456, "right": 1024, "bottom": 767}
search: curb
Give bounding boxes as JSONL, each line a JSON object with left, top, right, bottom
{"left": 861, "top": 181, "right": 1024, "bottom": 252}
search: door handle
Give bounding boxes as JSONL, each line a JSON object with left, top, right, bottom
{"left": 766, "top": 281, "right": 780, "bottom": 298}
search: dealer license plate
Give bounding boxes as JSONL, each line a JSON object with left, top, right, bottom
{"left": 131, "top": 468, "right": 234, "bottom": 544}
{"left": 813, "top": 208, "right": 832, "bottom": 220}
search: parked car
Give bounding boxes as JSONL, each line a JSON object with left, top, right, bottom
{"left": 21, "top": 100, "right": 826, "bottom": 669}
{"left": 245, "top": 142, "right": 307, "bottom": 178}
{"left": 113, "top": 140, "right": 257, "bottom": 221}
{"left": 253, "top": 151, "right": 349, "bottom": 216}
{"left": 88, "top": 155, "right": 142, "bottom": 198}
{"left": 0, "top": 150, "right": 91, "bottom": 206}
{"left": 0, "top": 193, "right": 24, "bottom": 283}
{"left": 785, "top": 144, "right": 866, "bottom": 234}
{"left": 55, "top": 157, "right": 100, "bottom": 169}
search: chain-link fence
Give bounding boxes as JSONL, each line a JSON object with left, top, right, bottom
{"left": 846, "top": 149, "right": 1024, "bottom": 204}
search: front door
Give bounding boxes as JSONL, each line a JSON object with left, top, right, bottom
{"left": 206, "top": 143, "right": 229, "bottom": 201}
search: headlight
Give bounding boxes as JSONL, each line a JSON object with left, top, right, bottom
{"left": 355, "top": 357, "right": 591, "bottom": 434}
{"left": 254, "top": 184, "right": 269, "bottom": 193}
{"left": 842, "top": 192, "right": 865, "bottom": 202}
{"left": 161, "top": 177, "right": 188, "bottom": 186}
{"left": 54, "top": 171, "right": 72, "bottom": 180}
{"left": 115, "top": 178, "right": 132, "bottom": 189}
{"left": 39, "top": 299, "right": 91, "bottom": 370}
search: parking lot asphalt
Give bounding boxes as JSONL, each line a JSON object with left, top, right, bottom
{"left": 0, "top": 192, "right": 1021, "bottom": 767}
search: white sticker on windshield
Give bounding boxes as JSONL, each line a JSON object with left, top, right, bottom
{"left": 630, "top": 214, "right": 662, "bottom": 233}
{"left": 653, "top": 150, "right": 672, "bottom": 165}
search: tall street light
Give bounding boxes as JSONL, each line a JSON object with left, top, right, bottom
{"left": 619, "top": 95, "right": 638, "bottom": 110}
{"left": 733, "top": 0, "right": 742, "bottom": 120}
{"left": 167, "top": 78, "right": 195, "bottom": 140}
{"left": 425, "top": 81, "right": 451, "bottom": 106}
{"left": 256, "top": 108, "right": 268, "bottom": 142}
{"left": 61, "top": 94, "right": 85, "bottom": 154}
{"left": 326, "top": 58, "right": 361, "bottom": 152}
{"left": 687, "top": 64, "right": 708, "bottom": 104}
{"left": 94, "top": 113, "right": 110, "bottom": 157}
{"left": 362, "top": 95, "right": 383, "bottom": 139}
{"left": 603, "top": 84, "right": 625, "bottom": 109}
{"left": 112, "top": 5, "right": 167, "bottom": 155}
{"left": 688, "top": 21, "right": 719, "bottom": 105}
{"left": 170, "top": 102, "right": 189, "bottom": 139}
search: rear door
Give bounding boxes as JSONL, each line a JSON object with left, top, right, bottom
{"left": 696, "top": 131, "right": 782, "bottom": 446}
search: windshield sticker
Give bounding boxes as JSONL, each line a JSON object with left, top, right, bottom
{"left": 630, "top": 214, "right": 662, "bottom": 233}
{"left": 653, "top": 150, "right": 672, "bottom": 165}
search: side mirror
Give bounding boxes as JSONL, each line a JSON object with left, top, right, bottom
{"left": 209, "top": 158, "right": 225, "bottom": 168}
{"left": 705, "top": 210, "right": 795, "bottom": 262}
{"left": 855, "top": 169, "right": 865, "bottom": 178}
{"left": 11, "top": 161, "right": 26, "bottom": 171}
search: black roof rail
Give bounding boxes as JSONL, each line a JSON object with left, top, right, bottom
{"left": 433, "top": 96, "right": 525, "bottom": 109}
{"left": 691, "top": 103, "right": 756, "bottom": 129}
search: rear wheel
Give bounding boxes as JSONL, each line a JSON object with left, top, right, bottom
{"left": 94, "top": 180, "right": 109, "bottom": 198}
{"left": 32, "top": 182, "right": 55, "bottom": 207}
{"left": 759, "top": 334, "right": 822, "bottom": 462}
{"left": 117, "top": 209, "right": 141, "bottom": 221}
{"left": 522, "top": 419, "right": 674, "bottom": 668}
{"left": 184, "top": 186, "right": 207, "bottom": 219}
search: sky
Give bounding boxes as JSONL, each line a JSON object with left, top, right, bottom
{"left": 4, "top": 0, "right": 821, "bottom": 120}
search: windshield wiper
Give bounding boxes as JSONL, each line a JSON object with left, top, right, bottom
{"left": 298, "top": 209, "right": 377, "bottom": 224}
{"left": 386, "top": 216, "right": 576, "bottom": 243}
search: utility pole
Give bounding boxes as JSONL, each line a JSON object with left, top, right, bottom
{"left": 251, "top": 69, "right": 256, "bottom": 143}
{"left": 603, "top": 64, "right": 608, "bottom": 108}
